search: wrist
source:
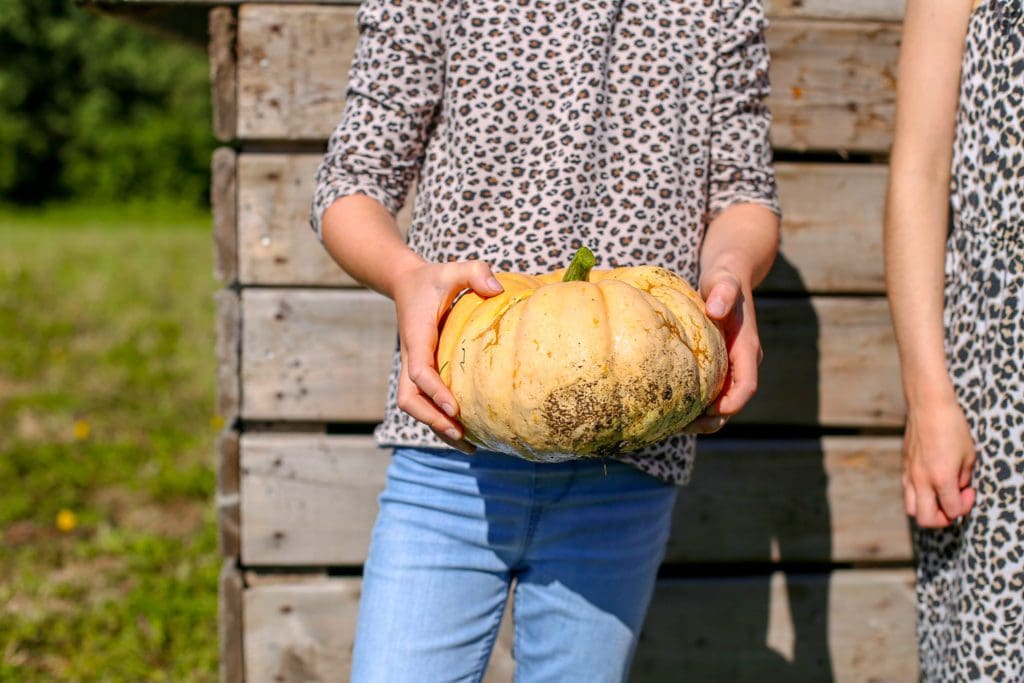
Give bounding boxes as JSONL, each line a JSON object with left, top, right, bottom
{"left": 903, "top": 372, "right": 958, "bottom": 412}
{"left": 381, "top": 250, "right": 429, "bottom": 299}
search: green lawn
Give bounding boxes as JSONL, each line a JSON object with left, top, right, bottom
{"left": 0, "top": 203, "right": 220, "bottom": 681}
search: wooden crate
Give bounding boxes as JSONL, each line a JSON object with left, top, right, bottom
{"left": 203, "top": 1, "right": 915, "bottom": 681}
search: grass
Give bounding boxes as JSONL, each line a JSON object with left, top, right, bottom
{"left": 0, "top": 202, "right": 221, "bottom": 681}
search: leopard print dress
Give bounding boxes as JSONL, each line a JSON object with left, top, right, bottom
{"left": 915, "top": 1, "right": 1024, "bottom": 679}
{"left": 311, "top": 0, "right": 780, "bottom": 484}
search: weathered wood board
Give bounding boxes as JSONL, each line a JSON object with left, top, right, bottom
{"left": 233, "top": 155, "right": 886, "bottom": 293}
{"left": 244, "top": 578, "right": 358, "bottom": 682}
{"left": 219, "top": 559, "right": 244, "bottom": 683}
{"left": 239, "top": 434, "right": 909, "bottom": 567}
{"left": 766, "top": 22, "right": 900, "bottom": 153}
{"left": 236, "top": 6, "right": 360, "bottom": 141}
{"left": 209, "top": 10, "right": 237, "bottom": 143}
{"left": 215, "top": 288, "right": 241, "bottom": 422}
{"left": 764, "top": 0, "right": 903, "bottom": 21}
{"left": 243, "top": 577, "right": 515, "bottom": 683}
{"left": 211, "top": 147, "right": 238, "bottom": 283}
{"left": 217, "top": 429, "right": 241, "bottom": 558}
{"left": 99, "top": 0, "right": 906, "bottom": 22}
{"left": 234, "top": 7, "right": 899, "bottom": 152}
{"left": 637, "top": 569, "right": 917, "bottom": 682}
{"left": 238, "top": 289, "right": 904, "bottom": 426}
{"left": 242, "top": 569, "right": 917, "bottom": 682}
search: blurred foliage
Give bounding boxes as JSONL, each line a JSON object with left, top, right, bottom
{"left": 0, "top": 0, "right": 215, "bottom": 206}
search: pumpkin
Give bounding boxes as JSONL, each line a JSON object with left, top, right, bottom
{"left": 437, "top": 247, "right": 728, "bottom": 462}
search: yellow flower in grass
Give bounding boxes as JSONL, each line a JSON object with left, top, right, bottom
{"left": 210, "top": 414, "right": 226, "bottom": 431}
{"left": 56, "top": 509, "right": 78, "bottom": 533}
{"left": 72, "top": 419, "right": 90, "bottom": 441}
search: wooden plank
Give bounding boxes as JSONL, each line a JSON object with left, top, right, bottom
{"left": 212, "top": 147, "right": 238, "bottom": 284}
{"left": 234, "top": 9, "right": 899, "bottom": 152}
{"left": 764, "top": 0, "right": 903, "bottom": 21}
{"left": 236, "top": 5, "right": 359, "bottom": 141}
{"left": 209, "top": 7, "right": 237, "bottom": 142}
{"left": 635, "top": 570, "right": 917, "bottom": 681}
{"left": 218, "top": 429, "right": 241, "bottom": 558}
{"left": 236, "top": 155, "right": 884, "bottom": 293}
{"left": 236, "top": 153, "right": 415, "bottom": 287}
{"left": 674, "top": 437, "right": 909, "bottom": 563}
{"left": 239, "top": 435, "right": 384, "bottom": 566}
{"left": 766, "top": 22, "right": 900, "bottom": 153}
{"left": 240, "top": 289, "right": 394, "bottom": 423}
{"left": 95, "top": 0, "right": 902, "bottom": 21}
{"left": 239, "top": 435, "right": 908, "bottom": 567}
{"left": 239, "top": 290, "right": 904, "bottom": 426}
{"left": 243, "top": 577, "right": 514, "bottom": 683}
{"left": 85, "top": 3, "right": 209, "bottom": 45}
{"left": 241, "top": 570, "right": 916, "bottom": 682}
{"left": 88, "top": 1, "right": 902, "bottom": 52}
{"left": 767, "top": 163, "right": 885, "bottom": 293}
{"left": 216, "top": 288, "right": 241, "bottom": 423}
{"left": 743, "top": 296, "right": 904, "bottom": 426}
{"left": 244, "top": 578, "right": 357, "bottom": 683}
{"left": 219, "top": 558, "right": 245, "bottom": 683}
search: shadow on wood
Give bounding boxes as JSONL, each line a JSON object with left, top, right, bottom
{"left": 634, "top": 253, "right": 835, "bottom": 681}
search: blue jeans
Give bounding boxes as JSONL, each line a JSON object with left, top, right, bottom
{"left": 350, "top": 447, "right": 678, "bottom": 683}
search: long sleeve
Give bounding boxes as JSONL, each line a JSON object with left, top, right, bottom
{"left": 707, "top": 0, "right": 780, "bottom": 219}
{"left": 310, "top": 0, "right": 448, "bottom": 240}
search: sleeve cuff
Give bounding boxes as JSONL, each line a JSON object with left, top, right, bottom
{"left": 707, "top": 181, "right": 781, "bottom": 222}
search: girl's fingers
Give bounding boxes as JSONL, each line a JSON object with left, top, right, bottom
{"left": 716, "top": 347, "right": 758, "bottom": 416}
{"left": 702, "top": 275, "right": 741, "bottom": 321}
{"left": 935, "top": 479, "right": 964, "bottom": 521}
{"left": 397, "top": 347, "right": 456, "bottom": 433}
{"left": 913, "top": 478, "right": 954, "bottom": 528}
{"left": 455, "top": 260, "right": 504, "bottom": 298}
{"left": 396, "top": 348, "right": 476, "bottom": 453}
{"left": 960, "top": 486, "right": 976, "bottom": 513}
{"left": 682, "top": 415, "right": 728, "bottom": 434}
{"left": 902, "top": 471, "right": 917, "bottom": 517}
{"left": 432, "top": 427, "right": 477, "bottom": 454}
{"left": 401, "top": 306, "right": 458, "bottom": 416}
{"left": 913, "top": 485, "right": 941, "bottom": 527}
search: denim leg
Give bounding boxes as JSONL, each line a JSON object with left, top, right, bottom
{"left": 351, "top": 450, "right": 676, "bottom": 683}
{"left": 351, "top": 449, "right": 519, "bottom": 683}
{"left": 511, "top": 462, "right": 677, "bottom": 683}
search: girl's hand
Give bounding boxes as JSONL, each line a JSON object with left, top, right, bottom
{"left": 903, "top": 397, "right": 977, "bottom": 528}
{"left": 392, "top": 260, "right": 504, "bottom": 452}
{"left": 685, "top": 268, "right": 762, "bottom": 434}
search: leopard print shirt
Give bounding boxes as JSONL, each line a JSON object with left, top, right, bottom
{"left": 914, "top": 0, "right": 1024, "bottom": 679}
{"left": 311, "top": 0, "right": 779, "bottom": 485}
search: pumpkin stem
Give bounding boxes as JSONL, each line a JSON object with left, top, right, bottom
{"left": 562, "top": 246, "right": 596, "bottom": 282}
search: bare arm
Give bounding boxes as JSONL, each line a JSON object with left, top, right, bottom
{"left": 312, "top": 0, "right": 502, "bottom": 451}
{"left": 690, "top": 204, "right": 779, "bottom": 433}
{"left": 321, "top": 195, "right": 424, "bottom": 299}
{"left": 884, "top": 0, "right": 976, "bottom": 527}
{"left": 321, "top": 198, "right": 502, "bottom": 453}
{"left": 687, "top": 0, "right": 781, "bottom": 433}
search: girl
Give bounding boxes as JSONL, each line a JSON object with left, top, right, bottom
{"left": 885, "top": 0, "right": 1023, "bottom": 679}
{"left": 311, "top": 0, "right": 780, "bottom": 680}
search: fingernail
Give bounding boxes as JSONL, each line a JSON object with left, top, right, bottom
{"left": 445, "top": 428, "right": 461, "bottom": 441}
{"left": 707, "top": 297, "right": 725, "bottom": 317}
{"left": 486, "top": 276, "right": 503, "bottom": 292}
{"left": 441, "top": 402, "right": 457, "bottom": 417}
